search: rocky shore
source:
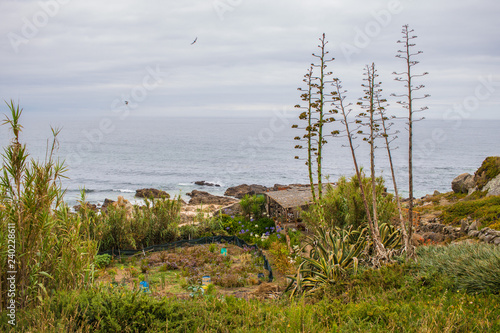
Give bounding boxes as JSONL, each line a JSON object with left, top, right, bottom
{"left": 73, "top": 156, "right": 500, "bottom": 242}
{"left": 413, "top": 156, "right": 500, "bottom": 246}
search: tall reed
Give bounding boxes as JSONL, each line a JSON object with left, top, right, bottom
{"left": 0, "top": 101, "right": 97, "bottom": 309}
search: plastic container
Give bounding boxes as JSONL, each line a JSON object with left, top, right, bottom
{"left": 202, "top": 275, "right": 211, "bottom": 289}
{"left": 139, "top": 280, "right": 149, "bottom": 293}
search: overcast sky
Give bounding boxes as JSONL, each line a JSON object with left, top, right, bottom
{"left": 1, "top": 0, "right": 499, "bottom": 119}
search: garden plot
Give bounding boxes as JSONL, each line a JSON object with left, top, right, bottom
{"left": 95, "top": 243, "right": 276, "bottom": 299}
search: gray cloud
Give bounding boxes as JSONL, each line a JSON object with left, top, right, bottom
{"left": 1, "top": 0, "right": 499, "bottom": 119}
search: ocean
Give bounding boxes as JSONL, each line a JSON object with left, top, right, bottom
{"left": 1, "top": 112, "right": 499, "bottom": 207}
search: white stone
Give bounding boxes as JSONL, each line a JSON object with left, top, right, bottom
{"left": 484, "top": 174, "right": 500, "bottom": 196}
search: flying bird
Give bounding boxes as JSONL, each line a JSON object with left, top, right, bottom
{"left": 191, "top": 37, "right": 198, "bottom": 45}
{"left": 125, "top": 101, "right": 129, "bottom": 105}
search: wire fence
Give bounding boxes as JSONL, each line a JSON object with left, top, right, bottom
{"left": 98, "top": 235, "right": 274, "bottom": 281}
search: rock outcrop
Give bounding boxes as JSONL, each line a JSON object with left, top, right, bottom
{"left": 451, "top": 173, "right": 475, "bottom": 194}
{"left": 462, "top": 218, "right": 500, "bottom": 245}
{"left": 100, "top": 198, "right": 115, "bottom": 213}
{"left": 484, "top": 174, "right": 500, "bottom": 197}
{"left": 224, "top": 184, "right": 268, "bottom": 199}
{"left": 100, "top": 196, "right": 134, "bottom": 219}
{"left": 474, "top": 156, "right": 500, "bottom": 190}
{"left": 195, "top": 181, "right": 221, "bottom": 187}
{"left": 450, "top": 157, "right": 500, "bottom": 195}
{"left": 73, "top": 203, "right": 98, "bottom": 212}
{"left": 186, "top": 190, "right": 237, "bottom": 206}
{"left": 417, "top": 218, "right": 500, "bottom": 246}
{"left": 418, "top": 222, "right": 462, "bottom": 243}
{"left": 135, "top": 188, "right": 170, "bottom": 199}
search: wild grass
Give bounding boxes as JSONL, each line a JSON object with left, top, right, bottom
{"left": 414, "top": 243, "right": 500, "bottom": 294}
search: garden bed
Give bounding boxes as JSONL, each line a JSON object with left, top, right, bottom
{"left": 95, "top": 243, "right": 280, "bottom": 299}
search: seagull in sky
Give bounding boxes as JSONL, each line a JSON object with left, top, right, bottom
{"left": 125, "top": 101, "right": 129, "bottom": 105}
{"left": 191, "top": 37, "right": 198, "bottom": 45}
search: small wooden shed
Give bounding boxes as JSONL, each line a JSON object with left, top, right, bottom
{"left": 265, "top": 186, "right": 316, "bottom": 222}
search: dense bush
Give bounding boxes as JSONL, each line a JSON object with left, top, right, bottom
{"left": 239, "top": 194, "right": 266, "bottom": 220}
{"left": 303, "top": 174, "right": 398, "bottom": 230}
{"left": 219, "top": 215, "right": 278, "bottom": 249}
{"left": 94, "top": 254, "right": 112, "bottom": 269}
{"left": 79, "top": 197, "right": 182, "bottom": 252}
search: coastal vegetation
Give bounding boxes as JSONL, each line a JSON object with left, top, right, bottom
{"left": 6, "top": 244, "right": 500, "bottom": 331}
{"left": 301, "top": 175, "right": 397, "bottom": 230}
{"left": 2, "top": 24, "right": 500, "bottom": 332}
{"left": 439, "top": 195, "right": 500, "bottom": 229}
{"left": 475, "top": 156, "right": 500, "bottom": 190}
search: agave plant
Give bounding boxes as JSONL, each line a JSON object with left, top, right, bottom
{"left": 286, "top": 226, "right": 367, "bottom": 297}
{"left": 360, "top": 222, "right": 402, "bottom": 253}
{"left": 378, "top": 222, "right": 402, "bottom": 249}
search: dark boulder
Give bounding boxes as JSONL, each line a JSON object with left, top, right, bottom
{"left": 451, "top": 173, "right": 475, "bottom": 194}
{"left": 195, "top": 181, "right": 221, "bottom": 187}
{"left": 422, "top": 232, "right": 444, "bottom": 243}
{"left": 100, "top": 198, "right": 115, "bottom": 213}
{"left": 224, "top": 184, "right": 268, "bottom": 199}
{"left": 73, "top": 203, "right": 98, "bottom": 213}
{"left": 186, "top": 190, "right": 237, "bottom": 206}
{"left": 135, "top": 188, "right": 170, "bottom": 199}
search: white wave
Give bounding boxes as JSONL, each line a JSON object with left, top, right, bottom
{"left": 113, "top": 189, "right": 135, "bottom": 193}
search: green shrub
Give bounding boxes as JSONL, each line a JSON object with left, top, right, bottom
{"left": 179, "top": 224, "right": 199, "bottom": 240}
{"left": 224, "top": 215, "right": 277, "bottom": 245}
{"left": 198, "top": 215, "right": 224, "bottom": 236}
{"left": 135, "top": 197, "right": 181, "bottom": 245}
{"left": 287, "top": 228, "right": 303, "bottom": 248}
{"left": 440, "top": 195, "right": 500, "bottom": 227}
{"left": 140, "top": 259, "right": 150, "bottom": 273}
{"left": 89, "top": 196, "right": 181, "bottom": 252}
{"left": 239, "top": 194, "right": 266, "bottom": 220}
{"left": 303, "top": 174, "right": 397, "bottom": 230}
{"left": 94, "top": 254, "right": 112, "bottom": 269}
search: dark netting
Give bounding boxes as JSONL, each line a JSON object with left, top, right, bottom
{"left": 98, "top": 236, "right": 273, "bottom": 282}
